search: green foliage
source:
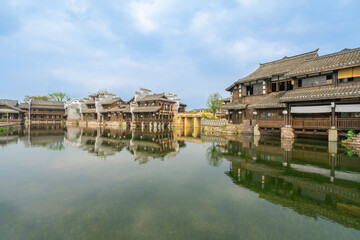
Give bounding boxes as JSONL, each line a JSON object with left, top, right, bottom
{"left": 24, "top": 92, "right": 70, "bottom": 103}
{"left": 48, "top": 92, "right": 70, "bottom": 102}
{"left": 0, "top": 128, "right": 8, "bottom": 134}
{"left": 185, "top": 110, "right": 194, "bottom": 113}
{"left": 9, "top": 126, "right": 15, "bottom": 131}
{"left": 119, "top": 122, "right": 123, "bottom": 129}
{"left": 234, "top": 130, "right": 240, "bottom": 135}
{"left": 24, "top": 95, "right": 49, "bottom": 102}
{"left": 345, "top": 130, "right": 354, "bottom": 138}
{"left": 76, "top": 120, "right": 79, "bottom": 127}
{"left": 206, "top": 93, "right": 223, "bottom": 116}
{"left": 76, "top": 108, "right": 80, "bottom": 113}
{"left": 202, "top": 114, "right": 216, "bottom": 120}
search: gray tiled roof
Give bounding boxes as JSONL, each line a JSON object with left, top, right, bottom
{"left": 221, "top": 96, "right": 232, "bottom": 102}
{"left": 234, "top": 49, "right": 319, "bottom": 85}
{"left": 221, "top": 102, "right": 247, "bottom": 110}
{"left": 82, "top": 108, "right": 97, "bottom": 113}
{"left": 132, "top": 106, "right": 162, "bottom": 113}
{"left": 30, "top": 100, "right": 65, "bottom": 110}
{"left": 287, "top": 48, "right": 360, "bottom": 77}
{"left": 0, "top": 99, "right": 18, "bottom": 107}
{"left": 0, "top": 102, "right": 25, "bottom": 113}
{"left": 248, "top": 92, "right": 286, "bottom": 109}
{"left": 136, "top": 94, "right": 176, "bottom": 103}
{"left": 100, "top": 106, "right": 127, "bottom": 113}
{"left": 280, "top": 83, "right": 360, "bottom": 102}
{"left": 101, "top": 98, "right": 124, "bottom": 105}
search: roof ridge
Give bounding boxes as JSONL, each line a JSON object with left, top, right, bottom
{"left": 305, "top": 47, "right": 360, "bottom": 62}
{"left": 259, "top": 49, "right": 319, "bottom": 66}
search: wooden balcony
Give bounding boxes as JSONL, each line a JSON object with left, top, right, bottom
{"left": 27, "top": 111, "right": 65, "bottom": 115}
{"left": 291, "top": 118, "right": 331, "bottom": 129}
{"left": 337, "top": 118, "right": 360, "bottom": 130}
{"left": 258, "top": 118, "right": 284, "bottom": 128}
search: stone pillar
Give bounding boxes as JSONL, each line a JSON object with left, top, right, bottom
{"left": 328, "top": 129, "right": 338, "bottom": 142}
{"left": 281, "top": 127, "right": 294, "bottom": 139}
{"left": 194, "top": 117, "right": 201, "bottom": 128}
{"left": 254, "top": 124, "right": 260, "bottom": 136}
{"left": 184, "top": 117, "right": 192, "bottom": 128}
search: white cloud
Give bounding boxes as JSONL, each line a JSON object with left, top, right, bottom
{"left": 66, "top": 0, "right": 88, "bottom": 15}
{"left": 128, "top": 0, "right": 176, "bottom": 33}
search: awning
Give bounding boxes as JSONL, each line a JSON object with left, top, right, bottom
{"left": 291, "top": 105, "right": 331, "bottom": 113}
{"left": 336, "top": 104, "right": 360, "bottom": 112}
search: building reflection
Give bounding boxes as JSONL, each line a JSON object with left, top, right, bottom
{"left": 64, "top": 127, "right": 186, "bottom": 162}
{"left": 221, "top": 137, "right": 360, "bottom": 231}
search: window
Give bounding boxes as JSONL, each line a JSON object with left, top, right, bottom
{"left": 298, "top": 79, "right": 302, "bottom": 87}
{"left": 253, "top": 84, "right": 263, "bottom": 95}
{"left": 326, "top": 74, "right": 332, "bottom": 80}
{"left": 340, "top": 77, "right": 354, "bottom": 83}
{"left": 286, "top": 81, "right": 293, "bottom": 91}
{"left": 272, "top": 83, "right": 277, "bottom": 92}
{"left": 279, "top": 82, "right": 285, "bottom": 91}
{"left": 246, "top": 86, "right": 253, "bottom": 96}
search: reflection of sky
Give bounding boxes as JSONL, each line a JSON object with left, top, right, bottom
{"left": 1, "top": 140, "right": 360, "bottom": 239}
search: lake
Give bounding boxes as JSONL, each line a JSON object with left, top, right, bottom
{"left": 0, "top": 126, "right": 360, "bottom": 240}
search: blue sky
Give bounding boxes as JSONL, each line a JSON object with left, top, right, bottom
{"left": 1, "top": 0, "right": 360, "bottom": 109}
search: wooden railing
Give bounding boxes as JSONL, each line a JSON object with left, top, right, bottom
{"left": 291, "top": 117, "right": 331, "bottom": 129}
{"left": 27, "top": 111, "right": 65, "bottom": 115}
{"left": 337, "top": 118, "right": 360, "bottom": 130}
{"left": 258, "top": 118, "right": 284, "bottom": 128}
{"left": 0, "top": 119, "right": 22, "bottom": 122}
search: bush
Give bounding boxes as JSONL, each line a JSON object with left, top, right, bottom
{"left": 76, "top": 120, "right": 79, "bottom": 127}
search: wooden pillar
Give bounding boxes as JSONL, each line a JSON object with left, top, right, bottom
{"left": 331, "top": 102, "right": 336, "bottom": 129}
{"left": 285, "top": 103, "right": 291, "bottom": 126}
{"left": 334, "top": 70, "right": 338, "bottom": 87}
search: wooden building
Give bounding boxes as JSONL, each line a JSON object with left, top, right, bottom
{"left": 0, "top": 100, "right": 26, "bottom": 124}
{"left": 130, "top": 88, "right": 186, "bottom": 128}
{"left": 20, "top": 100, "right": 65, "bottom": 124}
{"left": 225, "top": 47, "right": 360, "bottom": 140}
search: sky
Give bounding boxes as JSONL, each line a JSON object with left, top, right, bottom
{"left": 0, "top": 0, "right": 360, "bottom": 109}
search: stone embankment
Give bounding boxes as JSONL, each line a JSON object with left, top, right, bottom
{"left": 201, "top": 119, "right": 241, "bottom": 136}
{"left": 343, "top": 134, "right": 360, "bottom": 155}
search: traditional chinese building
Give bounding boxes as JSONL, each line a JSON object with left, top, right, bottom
{"left": 0, "top": 99, "right": 26, "bottom": 125}
{"left": 130, "top": 88, "right": 186, "bottom": 129}
{"left": 21, "top": 100, "right": 65, "bottom": 124}
{"left": 225, "top": 47, "right": 360, "bottom": 140}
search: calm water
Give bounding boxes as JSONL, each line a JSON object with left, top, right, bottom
{"left": 1, "top": 126, "right": 360, "bottom": 240}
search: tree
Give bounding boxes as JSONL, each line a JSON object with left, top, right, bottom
{"left": 24, "top": 95, "right": 49, "bottom": 102}
{"left": 48, "top": 92, "right": 70, "bottom": 102}
{"left": 206, "top": 93, "right": 223, "bottom": 116}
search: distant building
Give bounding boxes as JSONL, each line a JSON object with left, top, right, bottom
{"left": 20, "top": 100, "right": 65, "bottom": 124}
{"left": 0, "top": 99, "right": 26, "bottom": 124}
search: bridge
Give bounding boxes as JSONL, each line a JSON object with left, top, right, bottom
{"left": 173, "top": 113, "right": 203, "bottom": 128}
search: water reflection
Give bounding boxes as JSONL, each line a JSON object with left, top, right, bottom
{"left": 1, "top": 126, "right": 360, "bottom": 238}
{"left": 220, "top": 137, "right": 360, "bottom": 231}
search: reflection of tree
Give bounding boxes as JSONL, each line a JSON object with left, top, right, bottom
{"left": 206, "top": 144, "right": 223, "bottom": 167}
{"left": 46, "top": 142, "right": 65, "bottom": 151}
